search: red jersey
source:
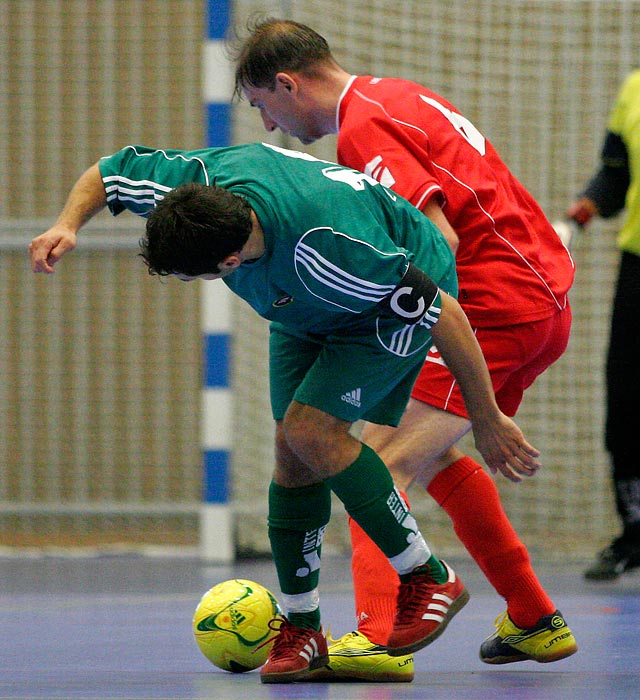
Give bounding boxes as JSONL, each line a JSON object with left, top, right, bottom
{"left": 337, "top": 76, "right": 575, "bottom": 327}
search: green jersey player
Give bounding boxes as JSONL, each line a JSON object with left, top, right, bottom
{"left": 101, "top": 142, "right": 456, "bottom": 424}
{"left": 29, "top": 142, "right": 540, "bottom": 684}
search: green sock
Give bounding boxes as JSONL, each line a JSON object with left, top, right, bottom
{"left": 324, "top": 443, "right": 423, "bottom": 559}
{"left": 401, "top": 554, "right": 448, "bottom": 584}
{"left": 268, "top": 480, "right": 331, "bottom": 629}
{"left": 288, "top": 609, "right": 322, "bottom": 630}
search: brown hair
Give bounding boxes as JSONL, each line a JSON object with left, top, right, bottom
{"left": 232, "top": 17, "right": 335, "bottom": 98}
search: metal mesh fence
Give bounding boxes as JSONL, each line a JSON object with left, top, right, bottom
{"left": 2, "top": 0, "right": 639, "bottom": 559}
{"left": 0, "top": 0, "right": 204, "bottom": 549}
{"left": 230, "top": 0, "right": 638, "bottom": 558}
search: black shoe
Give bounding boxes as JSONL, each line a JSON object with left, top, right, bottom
{"left": 584, "top": 536, "right": 640, "bottom": 580}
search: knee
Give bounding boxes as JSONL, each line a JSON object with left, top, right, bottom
{"left": 282, "top": 402, "right": 357, "bottom": 477}
{"left": 282, "top": 404, "right": 325, "bottom": 463}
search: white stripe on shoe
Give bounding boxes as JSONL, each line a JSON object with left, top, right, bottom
{"left": 299, "top": 637, "right": 319, "bottom": 662}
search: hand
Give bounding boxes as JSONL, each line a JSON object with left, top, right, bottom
{"left": 566, "top": 197, "right": 598, "bottom": 227}
{"left": 472, "top": 412, "right": 541, "bottom": 483}
{"left": 29, "top": 226, "right": 78, "bottom": 273}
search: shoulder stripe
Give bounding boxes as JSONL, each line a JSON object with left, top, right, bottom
{"left": 104, "top": 179, "right": 169, "bottom": 205}
{"left": 103, "top": 175, "right": 173, "bottom": 192}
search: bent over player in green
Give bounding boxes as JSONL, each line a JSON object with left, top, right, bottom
{"left": 29, "top": 142, "right": 540, "bottom": 684}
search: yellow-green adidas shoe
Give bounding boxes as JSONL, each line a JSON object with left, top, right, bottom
{"left": 480, "top": 610, "right": 578, "bottom": 664}
{"left": 307, "top": 631, "right": 414, "bottom": 682}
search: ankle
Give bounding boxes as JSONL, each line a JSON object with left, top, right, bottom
{"left": 401, "top": 555, "right": 447, "bottom": 584}
{"left": 288, "top": 609, "right": 321, "bottom": 631}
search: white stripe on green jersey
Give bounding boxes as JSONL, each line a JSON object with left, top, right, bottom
{"left": 295, "top": 234, "right": 398, "bottom": 309}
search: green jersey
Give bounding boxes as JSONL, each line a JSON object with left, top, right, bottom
{"left": 100, "top": 142, "right": 456, "bottom": 344}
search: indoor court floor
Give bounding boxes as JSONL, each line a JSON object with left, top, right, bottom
{"left": 1, "top": 549, "right": 639, "bottom": 700}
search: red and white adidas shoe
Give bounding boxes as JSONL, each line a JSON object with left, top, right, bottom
{"left": 387, "top": 559, "right": 469, "bottom": 656}
{"left": 260, "top": 618, "right": 329, "bottom": 684}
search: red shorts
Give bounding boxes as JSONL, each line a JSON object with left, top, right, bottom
{"left": 411, "top": 304, "right": 572, "bottom": 418}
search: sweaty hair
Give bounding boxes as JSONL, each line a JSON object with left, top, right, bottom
{"left": 232, "top": 17, "right": 335, "bottom": 98}
{"left": 140, "top": 183, "right": 253, "bottom": 276}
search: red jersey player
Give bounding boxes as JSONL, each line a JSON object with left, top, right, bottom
{"left": 234, "top": 18, "right": 577, "bottom": 681}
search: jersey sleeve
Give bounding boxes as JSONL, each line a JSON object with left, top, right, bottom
{"left": 337, "top": 99, "right": 443, "bottom": 210}
{"left": 293, "top": 226, "right": 411, "bottom": 314}
{"left": 98, "top": 145, "right": 208, "bottom": 218}
{"left": 583, "top": 131, "right": 630, "bottom": 218}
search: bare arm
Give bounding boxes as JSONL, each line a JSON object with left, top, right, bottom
{"left": 29, "top": 162, "right": 106, "bottom": 273}
{"left": 421, "top": 197, "right": 459, "bottom": 254}
{"left": 431, "top": 292, "right": 540, "bottom": 481}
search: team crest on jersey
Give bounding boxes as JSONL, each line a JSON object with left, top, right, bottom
{"left": 364, "top": 155, "right": 396, "bottom": 189}
{"left": 272, "top": 295, "right": 294, "bottom": 307}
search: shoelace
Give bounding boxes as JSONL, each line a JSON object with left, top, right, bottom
{"left": 493, "top": 611, "right": 509, "bottom": 630}
{"left": 395, "top": 571, "right": 436, "bottom": 624}
{"left": 257, "top": 617, "right": 315, "bottom": 660}
{"left": 324, "top": 629, "right": 341, "bottom": 646}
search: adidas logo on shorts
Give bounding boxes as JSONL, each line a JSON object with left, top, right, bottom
{"left": 341, "top": 388, "right": 362, "bottom": 407}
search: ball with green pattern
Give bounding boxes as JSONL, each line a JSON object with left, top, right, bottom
{"left": 193, "top": 579, "right": 283, "bottom": 673}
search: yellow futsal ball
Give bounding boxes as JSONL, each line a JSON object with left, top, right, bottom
{"left": 193, "top": 578, "right": 283, "bottom": 673}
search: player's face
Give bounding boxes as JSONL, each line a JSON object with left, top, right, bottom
{"left": 174, "top": 257, "right": 241, "bottom": 282}
{"left": 243, "top": 84, "right": 323, "bottom": 145}
{"left": 174, "top": 271, "right": 229, "bottom": 282}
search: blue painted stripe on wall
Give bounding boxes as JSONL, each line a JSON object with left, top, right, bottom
{"left": 207, "top": 1, "right": 231, "bottom": 40}
{"left": 204, "top": 449, "right": 230, "bottom": 502}
{"left": 203, "top": 1, "right": 231, "bottom": 509}
{"left": 207, "top": 103, "right": 231, "bottom": 147}
{"left": 204, "top": 333, "right": 230, "bottom": 388}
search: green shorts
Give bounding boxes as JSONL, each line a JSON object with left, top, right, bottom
{"left": 269, "top": 313, "right": 435, "bottom": 426}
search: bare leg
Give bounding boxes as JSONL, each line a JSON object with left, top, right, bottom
{"left": 352, "top": 397, "right": 554, "bottom": 639}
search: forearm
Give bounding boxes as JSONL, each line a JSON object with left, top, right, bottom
{"left": 430, "top": 293, "right": 499, "bottom": 421}
{"left": 429, "top": 293, "right": 540, "bottom": 481}
{"left": 570, "top": 131, "right": 630, "bottom": 224}
{"left": 29, "top": 161, "right": 107, "bottom": 273}
{"left": 582, "top": 164, "right": 629, "bottom": 219}
{"left": 54, "top": 162, "right": 107, "bottom": 232}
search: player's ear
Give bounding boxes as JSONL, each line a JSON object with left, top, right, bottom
{"left": 275, "top": 72, "right": 296, "bottom": 93}
{"left": 220, "top": 254, "right": 242, "bottom": 270}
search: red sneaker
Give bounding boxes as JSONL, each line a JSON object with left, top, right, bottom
{"left": 260, "top": 618, "right": 329, "bottom": 684}
{"left": 387, "top": 559, "right": 469, "bottom": 656}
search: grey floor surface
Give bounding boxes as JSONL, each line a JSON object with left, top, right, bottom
{"left": 1, "top": 551, "right": 639, "bottom": 700}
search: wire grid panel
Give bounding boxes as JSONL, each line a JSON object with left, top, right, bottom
{"left": 1, "top": 0, "right": 635, "bottom": 558}
{"left": 0, "top": 0, "right": 204, "bottom": 219}
{"left": 0, "top": 0, "right": 206, "bottom": 549}
{"left": 0, "top": 228, "right": 202, "bottom": 548}
{"left": 230, "top": 0, "right": 637, "bottom": 558}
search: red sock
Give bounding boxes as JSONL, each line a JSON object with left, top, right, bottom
{"left": 427, "top": 456, "right": 555, "bottom": 628}
{"left": 349, "top": 492, "right": 410, "bottom": 645}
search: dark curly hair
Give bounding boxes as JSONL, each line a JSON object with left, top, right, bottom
{"left": 140, "top": 183, "right": 253, "bottom": 277}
